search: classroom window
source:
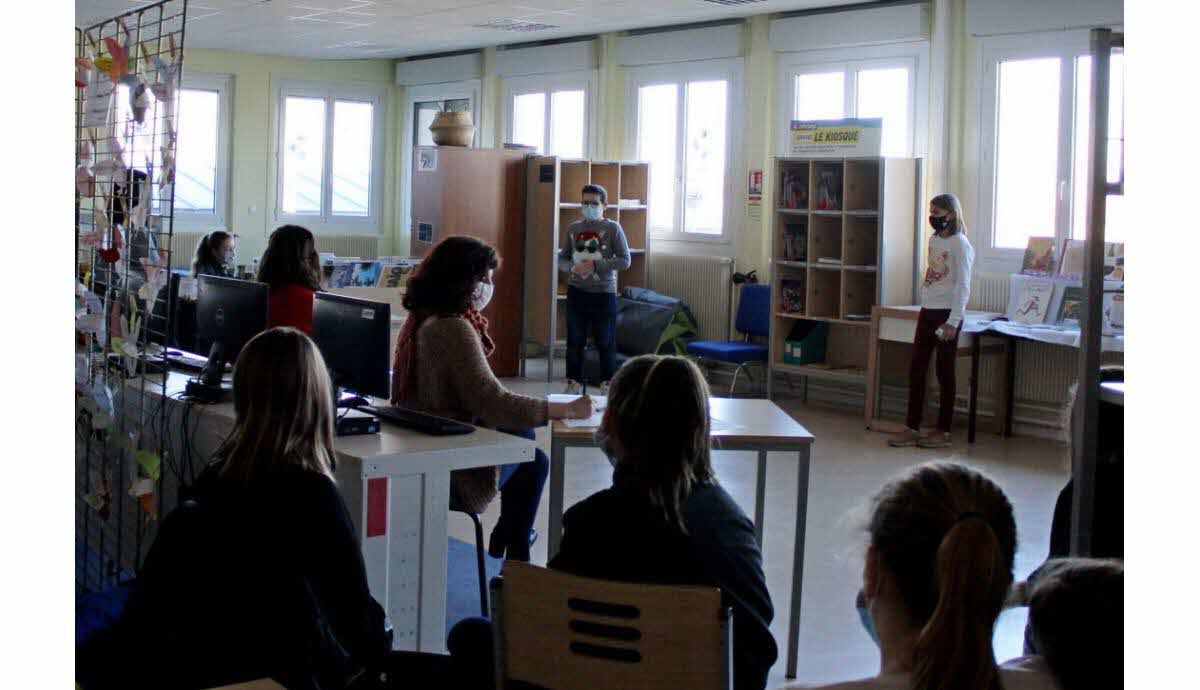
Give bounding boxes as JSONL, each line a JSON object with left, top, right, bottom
{"left": 628, "top": 59, "right": 741, "bottom": 244}
{"left": 112, "top": 74, "right": 231, "bottom": 226}
{"left": 505, "top": 73, "right": 593, "bottom": 158}
{"left": 276, "top": 81, "right": 385, "bottom": 230}
{"left": 787, "top": 59, "right": 917, "bottom": 157}
{"left": 977, "top": 33, "right": 1125, "bottom": 265}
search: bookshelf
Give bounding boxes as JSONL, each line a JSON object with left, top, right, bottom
{"left": 768, "top": 156, "right": 920, "bottom": 395}
{"left": 523, "top": 157, "right": 651, "bottom": 379}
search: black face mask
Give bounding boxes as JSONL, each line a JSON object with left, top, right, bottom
{"left": 929, "top": 215, "right": 951, "bottom": 232}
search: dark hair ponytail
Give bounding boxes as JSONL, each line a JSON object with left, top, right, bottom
{"left": 192, "top": 230, "right": 233, "bottom": 277}
{"left": 868, "top": 463, "right": 1017, "bottom": 690}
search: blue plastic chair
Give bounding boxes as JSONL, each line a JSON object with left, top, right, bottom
{"left": 687, "top": 283, "right": 771, "bottom": 396}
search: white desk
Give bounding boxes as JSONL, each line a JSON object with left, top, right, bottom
{"left": 128, "top": 371, "right": 533, "bottom": 654}
{"left": 547, "top": 397, "right": 815, "bottom": 680}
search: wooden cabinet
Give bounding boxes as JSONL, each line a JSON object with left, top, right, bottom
{"left": 410, "top": 146, "right": 528, "bottom": 377}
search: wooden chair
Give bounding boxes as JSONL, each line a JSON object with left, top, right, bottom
{"left": 490, "top": 561, "right": 732, "bottom": 690}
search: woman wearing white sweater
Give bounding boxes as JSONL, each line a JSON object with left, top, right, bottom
{"left": 890, "top": 194, "right": 974, "bottom": 449}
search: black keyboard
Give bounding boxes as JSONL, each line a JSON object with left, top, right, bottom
{"left": 356, "top": 404, "right": 476, "bottom": 436}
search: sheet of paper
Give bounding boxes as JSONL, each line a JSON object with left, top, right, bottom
{"left": 547, "top": 393, "right": 607, "bottom": 410}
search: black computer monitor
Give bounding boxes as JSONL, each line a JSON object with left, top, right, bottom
{"left": 194, "top": 275, "right": 269, "bottom": 389}
{"left": 311, "top": 292, "right": 391, "bottom": 402}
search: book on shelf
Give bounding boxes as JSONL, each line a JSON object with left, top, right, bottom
{"left": 327, "top": 262, "right": 354, "bottom": 289}
{"left": 780, "top": 281, "right": 805, "bottom": 314}
{"left": 1020, "top": 236, "right": 1057, "bottom": 275}
{"left": 1012, "top": 279, "right": 1055, "bottom": 324}
{"left": 782, "top": 223, "right": 807, "bottom": 261}
{"left": 376, "top": 260, "right": 419, "bottom": 289}
{"left": 1055, "top": 286, "right": 1085, "bottom": 328}
{"left": 814, "top": 165, "right": 843, "bottom": 211}
{"left": 1103, "top": 291, "right": 1124, "bottom": 335}
{"left": 1105, "top": 242, "right": 1124, "bottom": 282}
{"left": 780, "top": 167, "right": 809, "bottom": 209}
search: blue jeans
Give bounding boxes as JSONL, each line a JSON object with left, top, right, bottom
{"left": 493, "top": 428, "right": 549, "bottom": 562}
{"left": 565, "top": 287, "right": 617, "bottom": 384}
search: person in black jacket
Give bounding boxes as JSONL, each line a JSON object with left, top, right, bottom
{"left": 77, "top": 327, "right": 446, "bottom": 689}
{"left": 552, "top": 354, "right": 778, "bottom": 690}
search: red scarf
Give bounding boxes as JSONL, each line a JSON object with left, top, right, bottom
{"left": 391, "top": 308, "right": 495, "bottom": 404}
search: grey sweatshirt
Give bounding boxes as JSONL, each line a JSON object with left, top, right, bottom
{"left": 557, "top": 218, "right": 631, "bottom": 294}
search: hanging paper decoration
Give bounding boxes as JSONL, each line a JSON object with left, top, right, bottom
{"left": 138, "top": 254, "right": 169, "bottom": 306}
{"left": 158, "top": 146, "right": 175, "bottom": 187}
{"left": 129, "top": 80, "right": 151, "bottom": 124}
{"left": 76, "top": 57, "right": 93, "bottom": 89}
{"left": 129, "top": 478, "right": 157, "bottom": 520}
{"left": 135, "top": 450, "right": 162, "bottom": 482}
{"left": 103, "top": 26, "right": 134, "bottom": 86}
{"left": 76, "top": 166, "right": 96, "bottom": 197}
{"left": 82, "top": 66, "right": 115, "bottom": 128}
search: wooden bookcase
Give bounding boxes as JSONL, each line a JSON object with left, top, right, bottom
{"left": 768, "top": 156, "right": 921, "bottom": 395}
{"left": 523, "top": 157, "right": 650, "bottom": 379}
{"left": 410, "top": 146, "right": 527, "bottom": 377}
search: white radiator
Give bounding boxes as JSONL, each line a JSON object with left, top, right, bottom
{"left": 648, "top": 254, "right": 735, "bottom": 341}
{"left": 317, "top": 235, "right": 381, "bottom": 259}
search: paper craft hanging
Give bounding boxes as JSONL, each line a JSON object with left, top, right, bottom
{"left": 75, "top": 57, "right": 93, "bottom": 89}
{"left": 76, "top": 165, "right": 95, "bottom": 197}
{"left": 82, "top": 67, "right": 115, "bottom": 128}
{"left": 129, "top": 80, "right": 151, "bottom": 124}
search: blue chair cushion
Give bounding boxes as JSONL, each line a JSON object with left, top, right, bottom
{"left": 687, "top": 340, "right": 769, "bottom": 364}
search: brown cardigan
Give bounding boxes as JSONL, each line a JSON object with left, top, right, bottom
{"left": 414, "top": 315, "right": 549, "bottom": 512}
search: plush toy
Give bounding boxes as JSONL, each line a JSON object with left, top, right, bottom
{"left": 572, "top": 230, "right": 604, "bottom": 280}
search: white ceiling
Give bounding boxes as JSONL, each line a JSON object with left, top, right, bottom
{"left": 76, "top": 0, "right": 856, "bottom": 60}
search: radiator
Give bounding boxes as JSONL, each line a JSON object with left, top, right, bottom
{"left": 648, "top": 254, "right": 735, "bottom": 341}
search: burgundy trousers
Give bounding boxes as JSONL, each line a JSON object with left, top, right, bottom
{"left": 905, "top": 308, "right": 960, "bottom": 432}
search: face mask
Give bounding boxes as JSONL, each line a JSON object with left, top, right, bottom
{"left": 857, "top": 595, "right": 881, "bottom": 647}
{"left": 929, "top": 215, "right": 951, "bottom": 232}
{"left": 471, "top": 281, "right": 494, "bottom": 311}
{"left": 582, "top": 204, "right": 603, "bottom": 222}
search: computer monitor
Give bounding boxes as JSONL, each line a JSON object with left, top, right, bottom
{"left": 311, "top": 291, "right": 391, "bottom": 402}
{"left": 193, "top": 275, "right": 269, "bottom": 390}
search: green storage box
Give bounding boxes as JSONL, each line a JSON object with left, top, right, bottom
{"left": 782, "top": 320, "right": 829, "bottom": 365}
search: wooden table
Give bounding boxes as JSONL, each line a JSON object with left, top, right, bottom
{"left": 124, "top": 371, "right": 534, "bottom": 655}
{"left": 865, "top": 305, "right": 1010, "bottom": 443}
{"left": 547, "top": 397, "right": 815, "bottom": 679}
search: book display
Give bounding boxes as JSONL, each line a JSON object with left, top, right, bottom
{"left": 1020, "top": 237, "right": 1057, "bottom": 275}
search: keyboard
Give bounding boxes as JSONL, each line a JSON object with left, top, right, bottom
{"left": 356, "top": 404, "right": 476, "bottom": 436}
{"left": 165, "top": 349, "right": 227, "bottom": 373}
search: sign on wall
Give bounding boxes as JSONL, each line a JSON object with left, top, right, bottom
{"left": 790, "top": 118, "right": 883, "bottom": 157}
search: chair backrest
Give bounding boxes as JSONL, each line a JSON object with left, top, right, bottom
{"left": 734, "top": 283, "right": 771, "bottom": 339}
{"left": 491, "top": 562, "right": 732, "bottom": 690}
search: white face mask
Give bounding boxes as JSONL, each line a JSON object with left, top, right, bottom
{"left": 582, "top": 203, "right": 603, "bottom": 221}
{"left": 471, "top": 281, "right": 494, "bottom": 311}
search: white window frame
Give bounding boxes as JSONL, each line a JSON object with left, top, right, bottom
{"left": 624, "top": 58, "right": 744, "bottom": 249}
{"left": 973, "top": 29, "right": 1119, "bottom": 272}
{"left": 502, "top": 70, "right": 597, "bottom": 158}
{"left": 273, "top": 79, "right": 387, "bottom": 235}
{"left": 400, "top": 80, "right": 481, "bottom": 243}
{"left": 775, "top": 42, "right": 929, "bottom": 157}
{"left": 174, "top": 72, "right": 233, "bottom": 231}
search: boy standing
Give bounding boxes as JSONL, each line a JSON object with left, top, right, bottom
{"left": 558, "top": 184, "right": 630, "bottom": 394}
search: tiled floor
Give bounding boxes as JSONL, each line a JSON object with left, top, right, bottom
{"left": 451, "top": 362, "right": 1068, "bottom": 688}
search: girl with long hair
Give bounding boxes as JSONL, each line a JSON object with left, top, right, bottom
{"left": 256, "top": 224, "right": 323, "bottom": 334}
{"left": 391, "top": 236, "right": 592, "bottom": 560}
{"left": 890, "top": 194, "right": 975, "bottom": 449}
{"left": 192, "top": 230, "right": 235, "bottom": 278}
{"left": 807, "top": 463, "right": 1056, "bottom": 690}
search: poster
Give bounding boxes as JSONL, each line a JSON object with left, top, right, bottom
{"left": 747, "top": 169, "right": 763, "bottom": 206}
{"left": 790, "top": 118, "right": 883, "bottom": 157}
{"left": 416, "top": 147, "right": 437, "bottom": 172}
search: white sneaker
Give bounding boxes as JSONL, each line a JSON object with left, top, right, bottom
{"left": 564, "top": 379, "right": 582, "bottom": 394}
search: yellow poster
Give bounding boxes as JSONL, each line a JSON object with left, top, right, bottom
{"left": 790, "top": 118, "right": 882, "bottom": 157}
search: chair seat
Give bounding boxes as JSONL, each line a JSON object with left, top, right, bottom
{"left": 687, "top": 340, "right": 768, "bottom": 364}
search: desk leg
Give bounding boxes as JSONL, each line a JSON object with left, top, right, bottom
{"left": 418, "top": 471, "right": 451, "bottom": 654}
{"left": 968, "top": 336, "right": 981, "bottom": 444}
{"left": 754, "top": 451, "right": 767, "bottom": 548}
{"left": 786, "top": 445, "right": 812, "bottom": 680}
{"left": 1004, "top": 337, "right": 1017, "bottom": 438}
{"left": 548, "top": 438, "right": 566, "bottom": 558}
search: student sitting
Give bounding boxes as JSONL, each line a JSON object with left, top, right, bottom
{"left": 448, "top": 354, "right": 776, "bottom": 690}
{"left": 391, "top": 236, "right": 592, "bottom": 560}
{"left": 77, "top": 328, "right": 446, "bottom": 689}
{"left": 257, "top": 224, "right": 322, "bottom": 334}
{"left": 1017, "top": 558, "right": 1123, "bottom": 690}
{"left": 553, "top": 354, "right": 777, "bottom": 690}
{"left": 192, "top": 230, "right": 235, "bottom": 278}
{"left": 800, "top": 462, "right": 1057, "bottom": 690}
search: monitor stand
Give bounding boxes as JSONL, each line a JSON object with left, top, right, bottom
{"left": 332, "top": 380, "right": 380, "bottom": 436}
{"left": 185, "top": 342, "right": 233, "bottom": 403}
